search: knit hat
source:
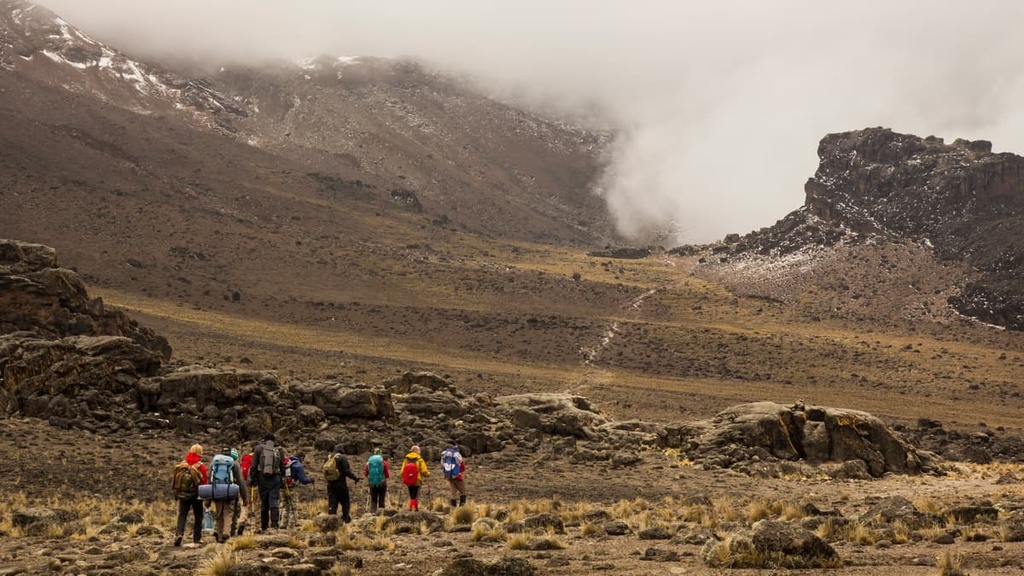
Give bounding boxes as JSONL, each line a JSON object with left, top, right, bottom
{"left": 373, "top": 448, "right": 382, "bottom": 455}
{"left": 263, "top": 432, "right": 276, "bottom": 442}
{"left": 189, "top": 444, "right": 203, "bottom": 456}
{"left": 410, "top": 445, "right": 420, "bottom": 454}
{"left": 230, "top": 447, "right": 240, "bottom": 460}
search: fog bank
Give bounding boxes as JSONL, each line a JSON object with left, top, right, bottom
{"left": 41, "top": 0, "right": 1024, "bottom": 243}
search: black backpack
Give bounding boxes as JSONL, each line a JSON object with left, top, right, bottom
{"left": 259, "top": 440, "right": 281, "bottom": 476}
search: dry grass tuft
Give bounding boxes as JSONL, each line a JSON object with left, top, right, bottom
{"left": 198, "top": 548, "right": 235, "bottom": 576}
{"left": 914, "top": 497, "right": 944, "bottom": 515}
{"left": 470, "top": 523, "right": 507, "bottom": 543}
{"left": 746, "top": 500, "right": 771, "bottom": 526}
{"left": 507, "top": 533, "right": 531, "bottom": 550}
{"left": 231, "top": 534, "right": 258, "bottom": 550}
{"left": 450, "top": 505, "right": 476, "bottom": 526}
{"left": 936, "top": 550, "right": 969, "bottom": 576}
{"left": 326, "top": 563, "right": 353, "bottom": 576}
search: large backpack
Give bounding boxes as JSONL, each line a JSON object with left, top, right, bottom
{"left": 441, "top": 448, "right": 460, "bottom": 480}
{"left": 171, "top": 460, "right": 202, "bottom": 500}
{"left": 367, "top": 454, "right": 385, "bottom": 486}
{"left": 199, "top": 454, "right": 240, "bottom": 501}
{"left": 322, "top": 453, "right": 341, "bottom": 482}
{"left": 210, "top": 454, "right": 235, "bottom": 485}
{"left": 401, "top": 458, "right": 420, "bottom": 486}
{"left": 259, "top": 441, "right": 281, "bottom": 476}
{"left": 240, "top": 453, "right": 253, "bottom": 482}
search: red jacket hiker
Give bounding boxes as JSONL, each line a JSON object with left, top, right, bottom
{"left": 185, "top": 449, "right": 209, "bottom": 484}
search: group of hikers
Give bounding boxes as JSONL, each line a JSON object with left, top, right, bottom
{"left": 170, "top": 433, "right": 467, "bottom": 547}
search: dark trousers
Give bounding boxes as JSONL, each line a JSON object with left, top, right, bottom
{"left": 369, "top": 484, "right": 387, "bottom": 512}
{"left": 258, "top": 475, "right": 282, "bottom": 530}
{"left": 175, "top": 497, "right": 203, "bottom": 543}
{"left": 327, "top": 480, "right": 352, "bottom": 522}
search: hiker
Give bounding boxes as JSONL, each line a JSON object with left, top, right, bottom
{"left": 400, "top": 445, "right": 430, "bottom": 511}
{"left": 323, "top": 443, "right": 360, "bottom": 522}
{"left": 228, "top": 447, "right": 247, "bottom": 537}
{"left": 233, "top": 443, "right": 258, "bottom": 535}
{"left": 440, "top": 442, "right": 467, "bottom": 507}
{"left": 281, "top": 451, "right": 314, "bottom": 529}
{"left": 251, "top": 433, "right": 287, "bottom": 532}
{"left": 364, "top": 448, "right": 391, "bottom": 514}
{"left": 207, "top": 447, "right": 249, "bottom": 543}
{"left": 171, "top": 443, "right": 208, "bottom": 547}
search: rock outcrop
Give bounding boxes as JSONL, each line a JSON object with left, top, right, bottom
{"left": 682, "top": 127, "right": 1024, "bottom": 329}
{"left": 0, "top": 239, "right": 170, "bottom": 423}
{"left": 671, "top": 401, "right": 940, "bottom": 478}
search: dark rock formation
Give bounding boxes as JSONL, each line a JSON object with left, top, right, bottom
{"left": 0, "top": 239, "right": 170, "bottom": 423}
{"left": 681, "top": 127, "right": 1024, "bottom": 329}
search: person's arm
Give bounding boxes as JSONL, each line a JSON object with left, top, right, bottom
{"left": 419, "top": 457, "right": 430, "bottom": 478}
{"left": 383, "top": 461, "right": 390, "bottom": 479}
{"left": 277, "top": 449, "right": 287, "bottom": 477}
{"left": 297, "top": 462, "right": 313, "bottom": 484}
{"left": 341, "top": 456, "right": 360, "bottom": 482}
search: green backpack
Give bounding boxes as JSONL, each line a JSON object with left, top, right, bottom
{"left": 171, "top": 461, "right": 202, "bottom": 500}
{"left": 322, "top": 453, "right": 341, "bottom": 481}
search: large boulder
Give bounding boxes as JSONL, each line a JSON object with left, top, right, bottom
{"left": 289, "top": 380, "right": 395, "bottom": 419}
{"left": 136, "top": 366, "right": 279, "bottom": 413}
{"left": 495, "top": 393, "right": 607, "bottom": 438}
{"left": 702, "top": 520, "right": 838, "bottom": 569}
{"left": 676, "top": 401, "right": 940, "bottom": 477}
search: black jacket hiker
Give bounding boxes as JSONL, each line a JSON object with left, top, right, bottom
{"left": 326, "top": 443, "right": 361, "bottom": 522}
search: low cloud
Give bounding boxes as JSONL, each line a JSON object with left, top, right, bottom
{"left": 41, "top": 0, "right": 1024, "bottom": 243}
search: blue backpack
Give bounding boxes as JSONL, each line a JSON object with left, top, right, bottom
{"left": 211, "top": 454, "right": 235, "bottom": 485}
{"left": 367, "top": 454, "right": 385, "bottom": 486}
{"left": 199, "top": 454, "right": 240, "bottom": 501}
{"left": 441, "top": 447, "right": 460, "bottom": 479}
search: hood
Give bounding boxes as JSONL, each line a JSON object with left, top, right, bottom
{"left": 333, "top": 444, "right": 345, "bottom": 454}
{"left": 185, "top": 452, "right": 202, "bottom": 466}
{"left": 405, "top": 451, "right": 420, "bottom": 460}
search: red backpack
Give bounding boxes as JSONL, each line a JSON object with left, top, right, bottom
{"left": 240, "top": 453, "right": 253, "bottom": 482}
{"left": 401, "top": 459, "right": 420, "bottom": 486}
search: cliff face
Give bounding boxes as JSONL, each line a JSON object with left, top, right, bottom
{"left": 805, "top": 128, "right": 1024, "bottom": 255}
{"left": 690, "top": 127, "right": 1024, "bottom": 330}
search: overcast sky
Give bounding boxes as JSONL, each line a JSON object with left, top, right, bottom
{"left": 40, "top": 0, "right": 1024, "bottom": 244}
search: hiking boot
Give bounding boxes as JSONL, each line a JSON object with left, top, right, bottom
{"left": 450, "top": 499, "right": 457, "bottom": 508}
{"left": 173, "top": 535, "right": 182, "bottom": 547}
{"left": 212, "top": 532, "right": 219, "bottom": 543}
{"left": 459, "top": 495, "right": 467, "bottom": 506}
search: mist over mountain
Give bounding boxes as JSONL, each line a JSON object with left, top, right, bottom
{"left": 37, "top": 0, "right": 1024, "bottom": 244}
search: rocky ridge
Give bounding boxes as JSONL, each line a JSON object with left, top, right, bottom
{"left": 682, "top": 127, "right": 1024, "bottom": 330}
{"left": 10, "top": 238, "right": 1017, "bottom": 486}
